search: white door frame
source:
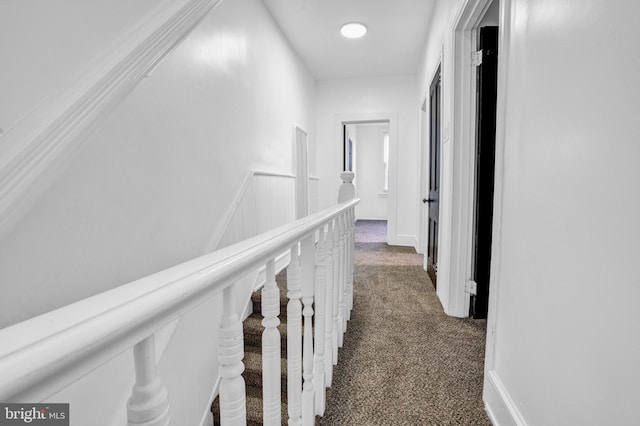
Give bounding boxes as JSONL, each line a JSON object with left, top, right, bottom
{"left": 418, "top": 98, "right": 428, "bottom": 259}
{"left": 419, "top": 58, "right": 444, "bottom": 272}
{"left": 333, "top": 112, "right": 400, "bottom": 244}
{"left": 443, "top": 0, "right": 504, "bottom": 319}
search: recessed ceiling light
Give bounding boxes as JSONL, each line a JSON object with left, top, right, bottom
{"left": 340, "top": 22, "right": 367, "bottom": 39}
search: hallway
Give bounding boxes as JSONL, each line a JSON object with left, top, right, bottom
{"left": 319, "top": 221, "right": 490, "bottom": 425}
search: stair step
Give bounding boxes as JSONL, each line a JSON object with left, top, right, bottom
{"left": 243, "top": 350, "right": 288, "bottom": 402}
{"left": 246, "top": 393, "right": 288, "bottom": 426}
{"left": 252, "top": 299, "right": 289, "bottom": 321}
{"left": 211, "top": 393, "right": 287, "bottom": 426}
{"left": 211, "top": 269, "right": 294, "bottom": 425}
{"left": 252, "top": 269, "right": 288, "bottom": 299}
{"left": 244, "top": 313, "right": 288, "bottom": 353}
{"left": 251, "top": 283, "right": 289, "bottom": 318}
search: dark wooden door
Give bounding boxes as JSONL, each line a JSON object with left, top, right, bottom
{"left": 470, "top": 26, "right": 499, "bottom": 318}
{"left": 425, "top": 67, "right": 441, "bottom": 287}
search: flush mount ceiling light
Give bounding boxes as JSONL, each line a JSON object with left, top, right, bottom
{"left": 340, "top": 22, "right": 367, "bottom": 39}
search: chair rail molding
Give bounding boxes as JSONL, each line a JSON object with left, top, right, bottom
{"left": 0, "top": 0, "right": 222, "bottom": 240}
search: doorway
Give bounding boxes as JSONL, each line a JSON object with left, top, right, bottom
{"left": 422, "top": 0, "right": 502, "bottom": 318}
{"left": 343, "top": 121, "right": 390, "bottom": 224}
{"left": 469, "top": 24, "right": 499, "bottom": 319}
{"left": 335, "top": 112, "right": 398, "bottom": 244}
{"left": 425, "top": 66, "right": 441, "bottom": 288}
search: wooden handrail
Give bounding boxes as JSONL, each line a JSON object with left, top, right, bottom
{"left": 0, "top": 198, "right": 358, "bottom": 404}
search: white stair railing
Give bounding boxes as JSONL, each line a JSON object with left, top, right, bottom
{"left": 0, "top": 172, "right": 358, "bottom": 426}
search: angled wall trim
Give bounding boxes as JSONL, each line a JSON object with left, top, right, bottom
{"left": 203, "top": 170, "right": 297, "bottom": 253}
{"left": 0, "top": 0, "right": 222, "bottom": 239}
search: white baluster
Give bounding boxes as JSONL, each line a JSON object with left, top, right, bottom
{"left": 287, "top": 245, "right": 303, "bottom": 426}
{"left": 301, "top": 235, "right": 315, "bottom": 425}
{"left": 337, "top": 214, "right": 346, "bottom": 348}
{"left": 348, "top": 207, "right": 355, "bottom": 316}
{"left": 219, "top": 285, "right": 246, "bottom": 425}
{"left": 127, "top": 335, "right": 170, "bottom": 426}
{"left": 331, "top": 219, "right": 340, "bottom": 364}
{"left": 324, "top": 224, "right": 335, "bottom": 386}
{"left": 262, "top": 260, "right": 281, "bottom": 426}
{"left": 313, "top": 228, "right": 327, "bottom": 415}
{"left": 341, "top": 211, "right": 349, "bottom": 331}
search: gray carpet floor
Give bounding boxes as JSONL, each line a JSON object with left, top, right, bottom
{"left": 318, "top": 220, "right": 491, "bottom": 426}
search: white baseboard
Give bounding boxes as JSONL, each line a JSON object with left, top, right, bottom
{"left": 387, "top": 234, "right": 417, "bottom": 248}
{"left": 484, "top": 370, "right": 527, "bottom": 426}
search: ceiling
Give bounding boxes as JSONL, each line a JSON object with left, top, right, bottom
{"left": 261, "top": 0, "right": 439, "bottom": 81}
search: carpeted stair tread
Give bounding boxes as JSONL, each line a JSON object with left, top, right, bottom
{"left": 242, "top": 350, "right": 288, "bottom": 399}
{"left": 244, "top": 312, "right": 288, "bottom": 351}
{"left": 212, "top": 270, "right": 291, "bottom": 425}
{"left": 245, "top": 393, "right": 288, "bottom": 426}
{"left": 251, "top": 281, "right": 289, "bottom": 317}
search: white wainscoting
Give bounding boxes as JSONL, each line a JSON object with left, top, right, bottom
{"left": 309, "top": 176, "right": 319, "bottom": 214}
{"left": 206, "top": 170, "right": 296, "bottom": 252}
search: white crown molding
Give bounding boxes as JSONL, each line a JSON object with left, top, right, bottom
{"left": 0, "top": 0, "right": 222, "bottom": 240}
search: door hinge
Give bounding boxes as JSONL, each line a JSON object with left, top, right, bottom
{"left": 471, "top": 50, "right": 483, "bottom": 67}
{"left": 465, "top": 280, "right": 478, "bottom": 295}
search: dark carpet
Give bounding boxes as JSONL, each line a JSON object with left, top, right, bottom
{"left": 318, "top": 220, "right": 491, "bottom": 425}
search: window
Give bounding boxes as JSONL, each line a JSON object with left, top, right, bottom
{"left": 382, "top": 131, "right": 389, "bottom": 192}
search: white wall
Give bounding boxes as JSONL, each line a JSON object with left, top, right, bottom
{"left": 0, "top": 0, "right": 174, "bottom": 134}
{"left": 486, "top": 1, "right": 640, "bottom": 424}
{"left": 417, "top": 0, "right": 465, "bottom": 313}
{"left": 420, "top": 0, "right": 640, "bottom": 424}
{"left": 0, "top": 0, "right": 315, "bottom": 328}
{"left": 315, "top": 75, "right": 419, "bottom": 246}
{"left": 0, "top": 0, "right": 316, "bottom": 423}
{"left": 355, "top": 124, "right": 389, "bottom": 220}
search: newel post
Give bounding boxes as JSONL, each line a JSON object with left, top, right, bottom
{"left": 337, "top": 171, "right": 356, "bottom": 203}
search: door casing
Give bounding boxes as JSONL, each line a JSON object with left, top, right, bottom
{"left": 430, "top": 0, "right": 503, "bottom": 318}
{"left": 333, "top": 112, "right": 402, "bottom": 245}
